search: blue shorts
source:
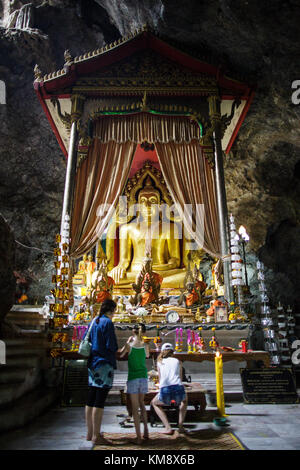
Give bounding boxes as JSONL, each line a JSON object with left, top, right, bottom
{"left": 127, "top": 378, "right": 148, "bottom": 394}
{"left": 158, "top": 385, "right": 186, "bottom": 406}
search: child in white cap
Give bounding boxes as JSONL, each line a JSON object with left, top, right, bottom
{"left": 151, "top": 343, "right": 187, "bottom": 434}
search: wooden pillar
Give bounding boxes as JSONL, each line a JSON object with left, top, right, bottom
{"left": 209, "top": 95, "right": 234, "bottom": 303}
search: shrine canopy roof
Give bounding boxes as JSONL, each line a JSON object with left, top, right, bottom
{"left": 33, "top": 27, "right": 255, "bottom": 158}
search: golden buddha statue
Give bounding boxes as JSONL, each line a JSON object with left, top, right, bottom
{"left": 78, "top": 253, "right": 88, "bottom": 273}
{"left": 105, "top": 163, "right": 204, "bottom": 292}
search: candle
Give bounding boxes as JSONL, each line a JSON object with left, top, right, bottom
{"left": 192, "top": 330, "right": 196, "bottom": 353}
{"left": 187, "top": 329, "right": 192, "bottom": 354}
{"left": 215, "top": 351, "right": 226, "bottom": 417}
{"left": 175, "top": 328, "right": 180, "bottom": 351}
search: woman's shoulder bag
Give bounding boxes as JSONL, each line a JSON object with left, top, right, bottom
{"left": 78, "top": 317, "right": 97, "bottom": 358}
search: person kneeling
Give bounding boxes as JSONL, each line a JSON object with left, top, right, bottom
{"left": 151, "top": 343, "right": 188, "bottom": 434}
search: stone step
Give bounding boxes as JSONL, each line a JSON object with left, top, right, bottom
{"left": 10, "top": 305, "right": 43, "bottom": 312}
{"left": 5, "top": 353, "right": 42, "bottom": 369}
{"left": 0, "top": 366, "right": 34, "bottom": 385}
{"left": 4, "top": 338, "right": 31, "bottom": 347}
{"left": 6, "top": 317, "right": 45, "bottom": 326}
{"left": 5, "top": 346, "right": 48, "bottom": 358}
{"left": 4, "top": 337, "right": 52, "bottom": 352}
{"left": 7, "top": 311, "right": 44, "bottom": 319}
{"left": 6, "top": 309, "right": 46, "bottom": 329}
{"left": 0, "top": 386, "right": 59, "bottom": 433}
{"left": 0, "top": 371, "right": 41, "bottom": 407}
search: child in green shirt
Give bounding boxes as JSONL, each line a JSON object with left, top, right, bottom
{"left": 120, "top": 324, "right": 150, "bottom": 444}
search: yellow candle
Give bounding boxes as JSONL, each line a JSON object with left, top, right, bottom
{"left": 215, "top": 351, "right": 226, "bottom": 417}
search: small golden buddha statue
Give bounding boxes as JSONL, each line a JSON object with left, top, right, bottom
{"left": 86, "top": 254, "right": 97, "bottom": 289}
{"left": 73, "top": 253, "right": 88, "bottom": 286}
{"left": 105, "top": 163, "right": 205, "bottom": 292}
{"left": 78, "top": 253, "right": 88, "bottom": 273}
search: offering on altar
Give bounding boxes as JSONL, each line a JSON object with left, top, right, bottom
{"left": 209, "top": 328, "right": 219, "bottom": 351}
{"left": 142, "top": 336, "right": 152, "bottom": 343}
{"left": 175, "top": 327, "right": 183, "bottom": 352}
{"left": 229, "top": 312, "right": 237, "bottom": 323}
{"left": 187, "top": 329, "right": 193, "bottom": 354}
{"left": 71, "top": 325, "right": 88, "bottom": 351}
{"left": 206, "top": 292, "right": 226, "bottom": 322}
{"left": 153, "top": 325, "right": 162, "bottom": 350}
{"left": 197, "top": 327, "right": 206, "bottom": 352}
{"left": 239, "top": 339, "right": 248, "bottom": 352}
{"left": 116, "top": 296, "right": 127, "bottom": 314}
{"left": 195, "top": 306, "right": 206, "bottom": 323}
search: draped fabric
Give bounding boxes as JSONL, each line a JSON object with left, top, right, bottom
{"left": 70, "top": 114, "right": 220, "bottom": 261}
{"left": 94, "top": 113, "right": 201, "bottom": 143}
{"left": 70, "top": 139, "right": 136, "bottom": 258}
{"left": 155, "top": 140, "right": 221, "bottom": 258}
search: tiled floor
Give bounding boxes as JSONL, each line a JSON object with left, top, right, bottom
{"left": 1, "top": 371, "right": 299, "bottom": 451}
{"left": 0, "top": 402, "right": 300, "bottom": 450}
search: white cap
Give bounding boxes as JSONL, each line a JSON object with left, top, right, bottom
{"left": 161, "top": 343, "right": 174, "bottom": 351}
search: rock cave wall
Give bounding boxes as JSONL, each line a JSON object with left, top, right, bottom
{"left": 0, "top": 0, "right": 299, "bottom": 309}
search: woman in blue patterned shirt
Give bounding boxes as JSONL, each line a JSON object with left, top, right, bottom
{"left": 85, "top": 299, "right": 118, "bottom": 445}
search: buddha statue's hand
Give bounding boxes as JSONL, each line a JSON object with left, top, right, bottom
{"left": 109, "top": 265, "right": 127, "bottom": 284}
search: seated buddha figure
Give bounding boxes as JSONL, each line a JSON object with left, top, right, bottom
{"left": 107, "top": 176, "right": 181, "bottom": 287}
{"left": 91, "top": 260, "right": 114, "bottom": 305}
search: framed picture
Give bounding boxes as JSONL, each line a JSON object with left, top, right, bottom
{"left": 215, "top": 305, "right": 228, "bottom": 323}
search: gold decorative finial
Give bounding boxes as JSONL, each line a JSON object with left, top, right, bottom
{"left": 34, "top": 64, "right": 43, "bottom": 81}
{"left": 141, "top": 91, "right": 149, "bottom": 111}
{"left": 64, "top": 49, "right": 73, "bottom": 65}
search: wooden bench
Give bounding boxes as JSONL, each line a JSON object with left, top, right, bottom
{"left": 120, "top": 382, "right": 207, "bottom": 426}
